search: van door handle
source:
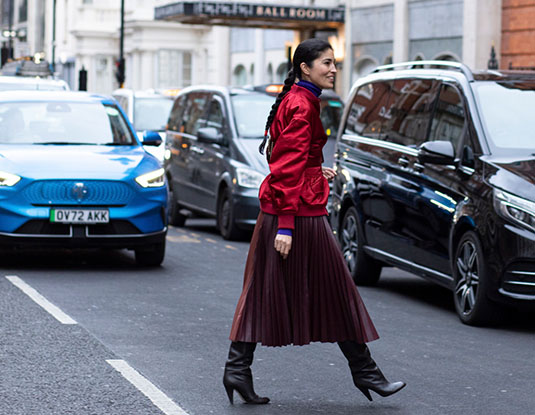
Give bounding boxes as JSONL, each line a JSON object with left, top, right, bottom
{"left": 413, "top": 162, "right": 424, "bottom": 173}
{"left": 190, "top": 145, "right": 205, "bottom": 155}
{"left": 397, "top": 157, "right": 410, "bottom": 168}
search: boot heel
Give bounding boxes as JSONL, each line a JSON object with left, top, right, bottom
{"left": 224, "top": 384, "right": 234, "bottom": 404}
{"left": 357, "top": 386, "right": 373, "bottom": 402}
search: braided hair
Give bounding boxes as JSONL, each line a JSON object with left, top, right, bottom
{"left": 259, "top": 38, "right": 333, "bottom": 158}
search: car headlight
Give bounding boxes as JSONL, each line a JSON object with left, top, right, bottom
{"left": 135, "top": 168, "right": 165, "bottom": 188}
{"left": 0, "top": 171, "right": 21, "bottom": 187}
{"left": 236, "top": 168, "right": 265, "bottom": 189}
{"left": 493, "top": 189, "right": 535, "bottom": 232}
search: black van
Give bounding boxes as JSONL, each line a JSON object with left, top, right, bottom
{"left": 164, "top": 85, "right": 343, "bottom": 240}
{"left": 330, "top": 61, "right": 535, "bottom": 325}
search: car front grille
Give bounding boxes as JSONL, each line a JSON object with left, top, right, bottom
{"left": 23, "top": 180, "right": 134, "bottom": 206}
{"left": 501, "top": 261, "right": 535, "bottom": 296}
{"left": 14, "top": 220, "right": 141, "bottom": 236}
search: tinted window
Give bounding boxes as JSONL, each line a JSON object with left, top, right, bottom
{"left": 167, "top": 95, "right": 186, "bottom": 132}
{"left": 182, "top": 92, "right": 209, "bottom": 135}
{"left": 0, "top": 102, "right": 135, "bottom": 145}
{"left": 205, "top": 98, "right": 225, "bottom": 131}
{"left": 382, "top": 79, "right": 438, "bottom": 148}
{"left": 429, "top": 84, "right": 466, "bottom": 149}
{"left": 344, "top": 81, "right": 391, "bottom": 139}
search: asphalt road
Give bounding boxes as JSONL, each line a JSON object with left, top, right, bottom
{"left": 1, "top": 219, "right": 535, "bottom": 415}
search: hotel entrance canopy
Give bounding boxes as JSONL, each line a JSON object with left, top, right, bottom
{"left": 154, "top": 2, "right": 345, "bottom": 30}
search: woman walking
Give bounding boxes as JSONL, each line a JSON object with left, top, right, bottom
{"left": 223, "top": 38, "right": 406, "bottom": 405}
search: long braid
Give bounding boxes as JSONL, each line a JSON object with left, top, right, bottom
{"left": 259, "top": 69, "right": 296, "bottom": 157}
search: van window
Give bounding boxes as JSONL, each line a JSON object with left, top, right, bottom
{"left": 344, "top": 81, "right": 391, "bottom": 139}
{"left": 205, "top": 98, "right": 225, "bottom": 131}
{"left": 429, "top": 84, "right": 466, "bottom": 150}
{"left": 182, "top": 92, "right": 209, "bottom": 135}
{"left": 382, "top": 79, "right": 439, "bottom": 148}
{"left": 167, "top": 95, "right": 186, "bottom": 132}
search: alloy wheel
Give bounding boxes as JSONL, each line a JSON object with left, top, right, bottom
{"left": 454, "top": 240, "right": 480, "bottom": 316}
{"left": 341, "top": 213, "right": 359, "bottom": 274}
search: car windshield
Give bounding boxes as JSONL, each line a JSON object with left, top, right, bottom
{"left": 474, "top": 81, "right": 535, "bottom": 152}
{"left": 133, "top": 96, "right": 173, "bottom": 131}
{"left": 0, "top": 101, "right": 136, "bottom": 145}
{"left": 231, "top": 93, "right": 275, "bottom": 138}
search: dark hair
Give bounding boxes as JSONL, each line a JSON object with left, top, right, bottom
{"left": 259, "top": 38, "right": 333, "bottom": 156}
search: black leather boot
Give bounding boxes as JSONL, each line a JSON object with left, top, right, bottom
{"left": 223, "top": 342, "right": 270, "bottom": 405}
{"left": 338, "top": 341, "right": 406, "bottom": 401}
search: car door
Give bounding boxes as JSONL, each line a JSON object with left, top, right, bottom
{"left": 350, "top": 78, "right": 441, "bottom": 262}
{"left": 403, "top": 82, "right": 474, "bottom": 276}
{"left": 194, "top": 93, "right": 229, "bottom": 214}
{"left": 166, "top": 92, "right": 210, "bottom": 210}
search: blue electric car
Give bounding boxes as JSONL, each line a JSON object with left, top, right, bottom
{"left": 0, "top": 91, "right": 168, "bottom": 266}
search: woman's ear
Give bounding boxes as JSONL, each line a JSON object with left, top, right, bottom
{"left": 300, "top": 62, "right": 310, "bottom": 77}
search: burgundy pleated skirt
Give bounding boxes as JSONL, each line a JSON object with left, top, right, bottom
{"left": 229, "top": 212, "right": 379, "bottom": 347}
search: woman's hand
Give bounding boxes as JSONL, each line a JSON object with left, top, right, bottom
{"left": 274, "top": 234, "right": 292, "bottom": 259}
{"left": 322, "top": 166, "right": 337, "bottom": 181}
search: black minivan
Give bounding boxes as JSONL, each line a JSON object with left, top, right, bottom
{"left": 164, "top": 85, "right": 343, "bottom": 240}
{"left": 330, "top": 61, "right": 535, "bottom": 325}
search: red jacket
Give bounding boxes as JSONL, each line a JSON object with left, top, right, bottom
{"left": 259, "top": 85, "right": 329, "bottom": 229}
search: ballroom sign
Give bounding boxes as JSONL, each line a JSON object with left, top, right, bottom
{"left": 155, "top": 2, "right": 345, "bottom": 24}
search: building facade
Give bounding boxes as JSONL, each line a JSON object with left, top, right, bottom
{"left": 3, "top": 0, "right": 533, "bottom": 98}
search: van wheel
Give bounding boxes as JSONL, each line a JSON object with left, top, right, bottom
{"left": 135, "top": 240, "right": 166, "bottom": 267}
{"left": 340, "top": 206, "right": 381, "bottom": 285}
{"left": 453, "top": 231, "right": 496, "bottom": 325}
{"left": 168, "top": 188, "right": 187, "bottom": 227}
{"left": 217, "top": 187, "right": 245, "bottom": 240}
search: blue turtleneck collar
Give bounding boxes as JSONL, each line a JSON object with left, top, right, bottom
{"left": 296, "top": 80, "right": 322, "bottom": 97}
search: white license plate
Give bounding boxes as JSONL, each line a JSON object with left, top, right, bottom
{"left": 50, "top": 209, "right": 109, "bottom": 224}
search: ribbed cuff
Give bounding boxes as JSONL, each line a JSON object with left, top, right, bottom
{"left": 277, "top": 214, "right": 295, "bottom": 230}
{"left": 277, "top": 228, "right": 293, "bottom": 237}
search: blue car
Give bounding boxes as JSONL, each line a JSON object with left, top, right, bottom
{"left": 0, "top": 91, "right": 168, "bottom": 266}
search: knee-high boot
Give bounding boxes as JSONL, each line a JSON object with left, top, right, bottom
{"left": 223, "top": 342, "right": 270, "bottom": 405}
{"left": 338, "top": 341, "right": 406, "bottom": 401}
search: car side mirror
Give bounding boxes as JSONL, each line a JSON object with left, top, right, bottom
{"left": 197, "top": 127, "right": 223, "bottom": 145}
{"left": 142, "top": 130, "right": 162, "bottom": 146}
{"left": 418, "top": 140, "right": 455, "bottom": 165}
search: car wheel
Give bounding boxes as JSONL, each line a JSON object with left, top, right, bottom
{"left": 453, "top": 231, "right": 496, "bottom": 325}
{"left": 340, "top": 206, "right": 382, "bottom": 285}
{"left": 168, "top": 188, "right": 187, "bottom": 227}
{"left": 135, "top": 240, "right": 166, "bottom": 267}
{"left": 217, "top": 187, "right": 245, "bottom": 241}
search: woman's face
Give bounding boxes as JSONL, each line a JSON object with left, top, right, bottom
{"left": 300, "top": 48, "right": 337, "bottom": 90}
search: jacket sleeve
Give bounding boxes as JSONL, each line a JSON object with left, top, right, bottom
{"left": 267, "top": 103, "right": 312, "bottom": 230}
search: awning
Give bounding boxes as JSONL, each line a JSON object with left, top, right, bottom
{"left": 154, "top": 2, "right": 345, "bottom": 30}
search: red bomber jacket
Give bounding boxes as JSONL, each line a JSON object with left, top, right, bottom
{"left": 259, "top": 84, "right": 330, "bottom": 230}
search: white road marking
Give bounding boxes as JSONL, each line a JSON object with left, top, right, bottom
{"left": 5, "top": 275, "right": 77, "bottom": 325}
{"left": 107, "top": 359, "right": 189, "bottom": 415}
{"left": 224, "top": 244, "right": 237, "bottom": 251}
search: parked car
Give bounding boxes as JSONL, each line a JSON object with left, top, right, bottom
{"left": 112, "top": 88, "right": 174, "bottom": 162}
{"left": 330, "top": 61, "right": 535, "bottom": 325}
{"left": 164, "top": 85, "right": 272, "bottom": 240}
{"left": 0, "top": 91, "right": 167, "bottom": 266}
{"left": 0, "top": 75, "right": 69, "bottom": 91}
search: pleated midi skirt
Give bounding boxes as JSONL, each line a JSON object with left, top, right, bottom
{"left": 229, "top": 212, "right": 379, "bottom": 347}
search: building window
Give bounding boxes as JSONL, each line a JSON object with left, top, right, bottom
{"left": 18, "top": 0, "right": 27, "bottom": 22}
{"left": 233, "top": 65, "right": 247, "bottom": 86}
{"left": 158, "top": 50, "right": 192, "bottom": 88}
{"left": 83, "top": 0, "right": 93, "bottom": 4}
